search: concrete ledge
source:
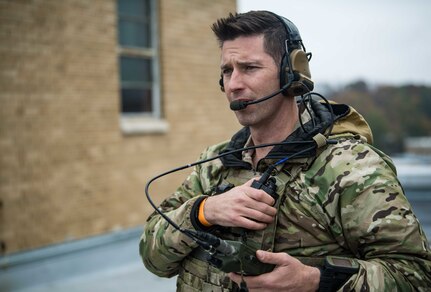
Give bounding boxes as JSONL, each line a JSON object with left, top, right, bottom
{"left": 0, "top": 227, "right": 142, "bottom": 269}
{"left": 0, "top": 227, "right": 148, "bottom": 291}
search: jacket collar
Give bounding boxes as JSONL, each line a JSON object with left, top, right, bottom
{"left": 220, "top": 100, "right": 350, "bottom": 169}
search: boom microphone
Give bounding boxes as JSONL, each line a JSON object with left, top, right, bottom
{"left": 229, "top": 83, "right": 290, "bottom": 111}
{"left": 229, "top": 87, "right": 284, "bottom": 111}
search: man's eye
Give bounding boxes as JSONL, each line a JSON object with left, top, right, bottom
{"left": 245, "top": 66, "right": 257, "bottom": 71}
{"left": 222, "top": 68, "right": 232, "bottom": 75}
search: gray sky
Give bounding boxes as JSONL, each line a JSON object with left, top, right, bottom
{"left": 237, "top": 0, "right": 431, "bottom": 86}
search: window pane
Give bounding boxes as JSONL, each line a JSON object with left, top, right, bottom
{"left": 120, "top": 56, "right": 152, "bottom": 83}
{"left": 119, "top": 19, "right": 151, "bottom": 47}
{"left": 118, "top": 0, "right": 151, "bottom": 48}
{"left": 118, "top": 0, "right": 150, "bottom": 18}
{"left": 121, "top": 88, "right": 153, "bottom": 113}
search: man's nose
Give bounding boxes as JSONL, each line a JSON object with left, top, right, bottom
{"left": 227, "top": 70, "right": 245, "bottom": 92}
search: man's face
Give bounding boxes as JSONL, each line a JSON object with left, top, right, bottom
{"left": 220, "top": 34, "right": 287, "bottom": 128}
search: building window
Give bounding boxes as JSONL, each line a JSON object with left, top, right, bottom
{"left": 117, "top": 0, "right": 167, "bottom": 134}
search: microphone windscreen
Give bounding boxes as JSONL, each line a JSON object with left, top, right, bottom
{"left": 230, "top": 100, "right": 247, "bottom": 111}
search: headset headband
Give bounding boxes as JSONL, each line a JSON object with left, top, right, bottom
{"left": 265, "top": 11, "right": 302, "bottom": 45}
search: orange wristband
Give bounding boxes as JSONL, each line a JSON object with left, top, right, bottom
{"left": 198, "top": 197, "right": 212, "bottom": 227}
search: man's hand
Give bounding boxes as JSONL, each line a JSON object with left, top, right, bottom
{"left": 229, "top": 250, "right": 320, "bottom": 292}
{"left": 204, "top": 178, "right": 276, "bottom": 230}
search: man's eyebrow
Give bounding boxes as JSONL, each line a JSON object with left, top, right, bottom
{"left": 220, "top": 60, "right": 262, "bottom": 70}
{"left": 220, "top": 64, "right": 231, "bottom": 70}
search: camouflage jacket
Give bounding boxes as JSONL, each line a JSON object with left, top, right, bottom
{"left": 140, "top": 101, "right": 431, "bottom": 291}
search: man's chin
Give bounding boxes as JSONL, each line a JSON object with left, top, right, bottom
{"left": 234, "top": 113, "right": 254, "bottom": 127}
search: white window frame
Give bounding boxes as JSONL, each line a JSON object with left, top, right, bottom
{"left": 118, "top": 0, "right": 168, "bottom": 134}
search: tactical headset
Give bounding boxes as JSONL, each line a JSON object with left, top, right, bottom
{"left": 219, "top": 11, "right": 314, "bottom": 97}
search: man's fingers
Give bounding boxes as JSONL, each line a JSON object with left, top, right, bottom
{"left": 256, "top": 250, "right": 291, "bottom": 266}
{"left": 241, "top": 206, "right": 275, "bottom": 223}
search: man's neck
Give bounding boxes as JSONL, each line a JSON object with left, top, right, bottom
{"left": 250, "top": 105, "right": 299, "bottom": 166}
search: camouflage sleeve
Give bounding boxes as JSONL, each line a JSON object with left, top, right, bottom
{"left": 320, "top": 138, "right": 431, "bottom": 291}
{"left": 139, "top": 152, "right": 208, "bottom": 278}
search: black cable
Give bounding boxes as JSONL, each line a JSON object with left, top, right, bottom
{"left": 295, "top": 80, "right": 335, "bottom": 137}
{"left": 308, "top": 91, "right": 335, "bottom": 136}
{"left": 145, "top": 87, "right": 336, "bottom": 250}
{"left": 145, "top": 140, "right": 318, "bottom": 234}
{"left": 146, "top": 93, "right": 336, "bottom": 233}
{"left": 298, "top": 94, "right": 316, "bottom": 133}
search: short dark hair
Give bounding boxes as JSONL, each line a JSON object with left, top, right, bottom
{"left": 212, "top": 11, "right": 291, "bottom": 65}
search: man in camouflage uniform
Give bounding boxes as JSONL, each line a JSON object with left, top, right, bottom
{"left": 140, "top": 11, "right": 431, "bottom": 291}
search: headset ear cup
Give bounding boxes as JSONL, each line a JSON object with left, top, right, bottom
{"left": 219, "top": 75, "right": 225, "bottom": 92}
{"left": 284, "top": 49, "right": 314, "bottom": 96}
{"left": 290, "top": 50, "right": 312, "bottom": 80}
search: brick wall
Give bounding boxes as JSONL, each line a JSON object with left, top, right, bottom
{"left": 0, "top": 0, "right": 237, "bottom": 254}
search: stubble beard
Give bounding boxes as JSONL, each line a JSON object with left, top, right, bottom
{"left": 234, "top": 101, "right": 276, "bottom": 129}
